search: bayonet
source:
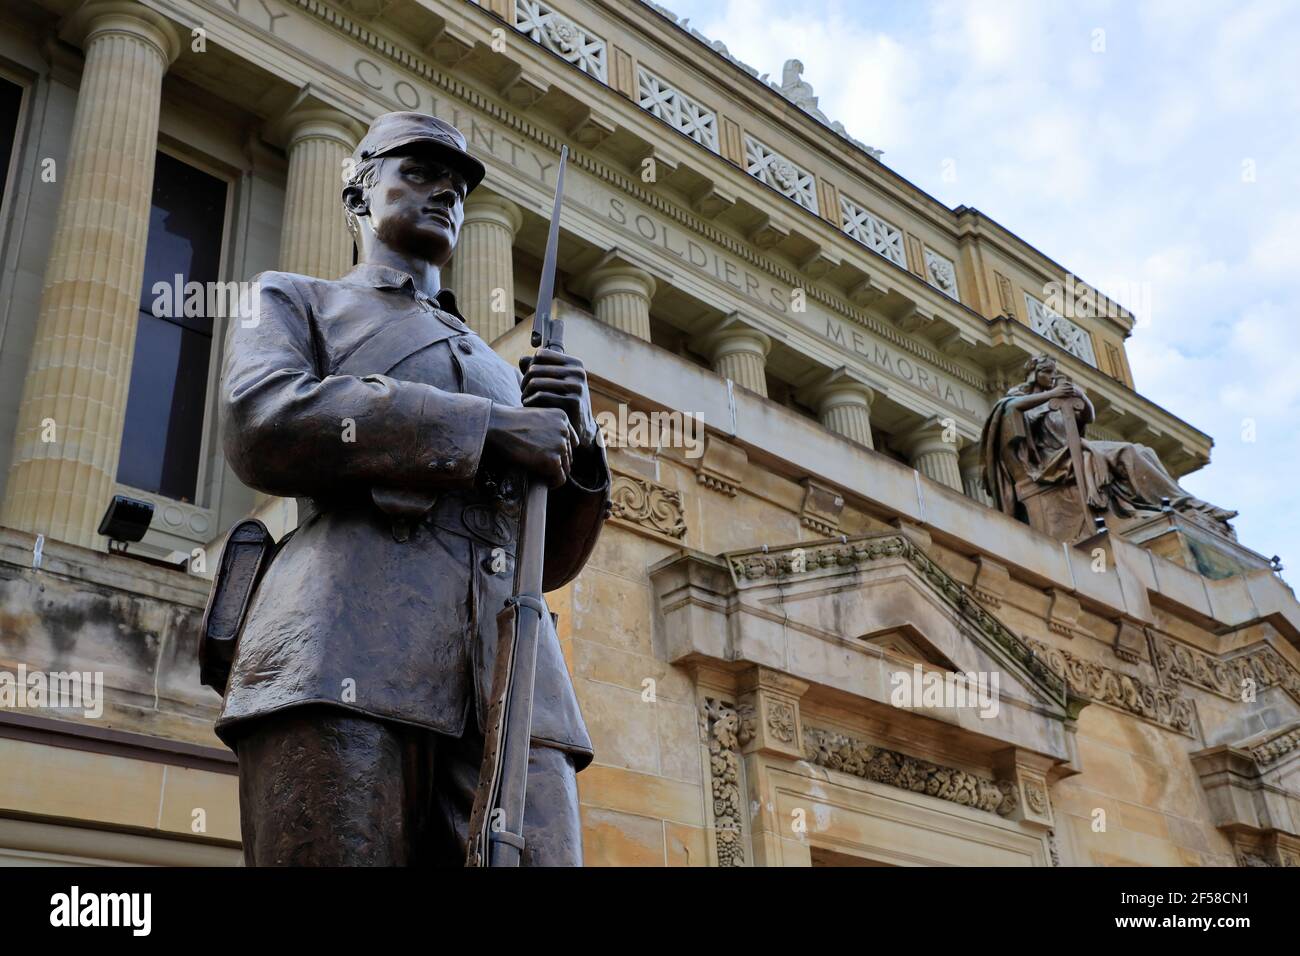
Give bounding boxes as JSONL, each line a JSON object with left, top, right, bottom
{"left": 467, "top": 146, "right": 569, "bottom": 867}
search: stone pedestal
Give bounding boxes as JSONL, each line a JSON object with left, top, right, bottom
{"left": 448, "top": 191, "right": 523, "bottom": 343}
{"left": 2, "top": 2, "right": 181, "bottom": 550}
{"left": 1118, "top": 511, "right": 1272, "bottom": 579}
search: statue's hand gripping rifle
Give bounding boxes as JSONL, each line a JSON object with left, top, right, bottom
{"left": 466, "top": 146, "right": 569, "bottom": 867}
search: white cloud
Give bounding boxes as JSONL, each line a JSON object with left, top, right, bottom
{"left": 662, "top": 0, "right": 1300, "bottom": 569}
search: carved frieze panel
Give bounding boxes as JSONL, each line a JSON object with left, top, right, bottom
{"left": 923, "top": 247, "right": 959, "bottom": 300}
{"left": 609, "top": 471, "right": 687, "bottom": 539}
{"left": 744, "top": 134, "right": 819, "bottom": 213}
{"left": 1251, "top": 726, "right": 1300, "bottom": 766}
{"left": 1151, "top": 634, "right": 1300, "bottom": 705}
{"left": 515, "top": 0, "right": 608, "bottom": 82}
{"left": 839, "top": 194, "right": 906, "bottom": 267}
{"left": 804, "top": 726, "right": 1018, "bottom": 817}
{"left": 636, "top": 66, "right": 718, "bottom": 151}
{"left": 1026, "top": 637, "right": 1196, "bottom": 735}
{"left": 1024, "top": 291, "right": 1097, "bottom": 367}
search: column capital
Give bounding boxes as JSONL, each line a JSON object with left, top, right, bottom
{"left": 269, "top": 86, "right": 368, "bottom": 152}
{"left": 462, "top": 190, "right": 524, "bottom": 234}
{"left": 797, "top": 365, "right": 876, "bottom": 413}
{"left": 694, "top": 312, "right": 770, "bottom": 363}
{"left": 898, "top": 414, "right": 966, "bottom": 458}
{"left": 64, "top": 0, "right": 184, "bottom": 65}
{"left": 586, "top": 260, "right": 657, "bottom": 303}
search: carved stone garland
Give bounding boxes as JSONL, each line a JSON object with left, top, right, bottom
{"left": 703, "top": 697, "right": 747, "bottom": 866}
{"left": 803, "top": 727, "right": 1018, "bottom": 817}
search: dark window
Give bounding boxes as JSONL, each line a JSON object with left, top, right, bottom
{"left": 0, "top": 77, "right": 22, "bottom": 207}
{"left": 117, "top": 152, "right": 227, "bottom": 502}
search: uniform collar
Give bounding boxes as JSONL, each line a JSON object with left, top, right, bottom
{"left": 343, "top": 263, "right": 468, "bottom": 323}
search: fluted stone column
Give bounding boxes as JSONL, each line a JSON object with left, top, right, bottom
{"left": 589, "top": 263, "right": 656, "bottom": 341}
{"left": 960, "top": 446, "right": 993, "bottom": 506}
{"left": 804, "top": 368, "right": 876, "bottom": 448}
{"left": 279, "top": 108, "right": 363, "bottom": 279}
{"left": 2, "top": 2, "right": 180, "bottom": 550}
{"left": 448, "top": 191, "right": 523, "bottom": 342}
{"left": 702, "top": 317, "right": 771, "bottom": 397}
{"left": 900, "top": 417, "right": 964, "bottom": 493}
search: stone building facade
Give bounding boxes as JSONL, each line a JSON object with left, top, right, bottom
{"left": 0, "top": 0, "right": 1297, "bottom": 866}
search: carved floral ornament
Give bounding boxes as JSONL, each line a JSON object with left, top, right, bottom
{"left": 803, "top": 727, "right": 1019, "bottom": 817}
{"left": 703, "top": 698, "right": 747, "bottom": 866}
{"left": 609, "top": 472, "right": 687, "bottom": 539}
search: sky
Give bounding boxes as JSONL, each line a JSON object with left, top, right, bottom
{"left": 657, "top": 0, "right": 1300, "bottom": 575}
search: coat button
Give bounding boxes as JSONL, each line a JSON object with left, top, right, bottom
{"left": 457, "top": 338, "right": 473, "bottom": 354}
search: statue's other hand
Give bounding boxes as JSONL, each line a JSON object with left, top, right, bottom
{"left": 485, "top": 404, "right": 576, "bottom": 489}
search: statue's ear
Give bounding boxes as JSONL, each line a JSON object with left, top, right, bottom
{"left": 343, "top": 182, "right": 369, "bottom": 220}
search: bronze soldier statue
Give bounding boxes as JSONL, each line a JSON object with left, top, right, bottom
{"left": 205, "top": 112, "right": 609, "bottom": 866}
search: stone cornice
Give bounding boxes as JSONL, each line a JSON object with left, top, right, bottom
{"left": 161, "top": 0, "right": 1220, "bottom": 464}
{"left": 725, "top": 532, "right": 1070, "bottom": 709}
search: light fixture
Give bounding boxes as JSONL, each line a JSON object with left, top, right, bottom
{"left": 97, "top": 495, "right": 154, "bottom": 554}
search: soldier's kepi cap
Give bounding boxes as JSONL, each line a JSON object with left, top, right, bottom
{"left": 352, "top": 111, "right": 486, "bottom": 193}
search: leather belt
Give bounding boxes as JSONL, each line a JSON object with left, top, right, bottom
{"left": 427, "top": 491, "right": 521, "bottom": 550}
{"left": 296, "top": 470, "right": 524, "bottom": 548}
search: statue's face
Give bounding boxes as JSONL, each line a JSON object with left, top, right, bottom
{"left": 1033, "top": 362, "right": 1056, "bottom": 388}
{"left": 356, "top": 148, "right": 467, "bottom": 267}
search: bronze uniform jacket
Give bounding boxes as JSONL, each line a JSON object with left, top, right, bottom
{"left": 213, "top": 264, "right": 608, "bottom": 768}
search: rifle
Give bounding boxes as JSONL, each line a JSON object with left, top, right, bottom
{"left": 466, "top": 145, "right": 569, "bottom": 867}
{"left": 1048, "top": 372, "right": 1095, "bottom": 537}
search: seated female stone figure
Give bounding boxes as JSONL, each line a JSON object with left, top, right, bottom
{"left": 979, "top": 354, "right": 1237, "bottom": 541}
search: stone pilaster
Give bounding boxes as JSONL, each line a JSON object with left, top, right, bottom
{"left": 279, "top": 105, "right": 363, "bottom": 279}
{"left": 800, "top": 367, "right": 876, "bottom": 448}
{"left": 448, "top": 191, "right": 523, "bottom": 342}
{"left": 900, "top": 416, "right": 964, "bottom": 493}
{"left": 2, "top": 2, "right": 181, "bottom": 550}
{"left": 588, "top": 263, "right": 656, "bottom": 341}
{"left": 700, "top": 315, "right": 770, "bottom": 397}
